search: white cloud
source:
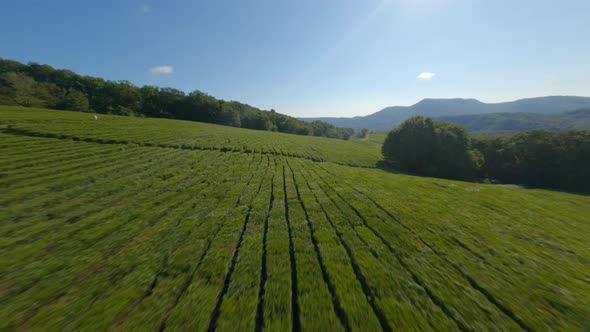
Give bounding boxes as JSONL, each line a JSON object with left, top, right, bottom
{"left": 141, "top": 5, "right": 152, "bottom": 13}
{"left": 416, "top": 72, "right": 435, "bottom": 80}
{"left": 149, "top": 65, "right": 174, "bottom": 74}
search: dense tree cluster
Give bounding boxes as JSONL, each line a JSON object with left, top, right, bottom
{"left": 383, "top": 116, "right": 589, "bottom": 192}
{"left": 0, "top": 58, "right": 354, "bottom": 140}
{"left": 382, "top": 117, "right": 480, "bottom": 180}
{"left": 473, "top": 130, "right": 590, "bottom": 192}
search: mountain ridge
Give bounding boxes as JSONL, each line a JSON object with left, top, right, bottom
{"left": 300, "top": 96, "right": 590, "bottom": 131}
{"left": 437, "top": 108, "right": 590, "bottom": 135}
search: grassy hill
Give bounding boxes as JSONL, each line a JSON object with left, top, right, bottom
{"left": 1, "top": 106, "right": 589, "bottom": 330}
{"left": 0, "top": 106, "right": 381, "bottom": 167}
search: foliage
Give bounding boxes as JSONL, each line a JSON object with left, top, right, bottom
{"left": 358, "top": 128, "right": 369, "bottom": 138}
{"left": 0, "top": 58, "right": 354, "bottom": 140}
{"left": 0, "top": 72, "right": 62, "bottom": 108}
{"left": 383, "top": 116, "right": 590, "bottom": 192}
{"left": 473, "top": 129, "right": 590, "bottom": 192}
{"left": 382, "top": 116, "right": 478, "bottom": 180}
{"left": 59, "top": 89, "right": 90, "bottom": 112}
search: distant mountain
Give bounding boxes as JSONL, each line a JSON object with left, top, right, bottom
{"left": 437, "top": 108, "right": 590, "bottom": 135}
{"left": 300, "top": 96, "right": 590, "bottom": 131}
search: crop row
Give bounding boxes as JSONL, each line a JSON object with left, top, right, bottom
{"left": 1, "top": 140, "right": 255, "bottom": 329}
{"left": 309, "top": 161, "right": 590, "bottom": 330}
{"left": 1, "top": 106, "right": 381, "bottom": 167}
{"left": 2, "top": 133, "right": 589, "bottom": 330}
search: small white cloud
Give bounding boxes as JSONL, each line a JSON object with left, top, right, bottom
{"left": 417, "top": 72, "right": 435, "bottom": 80}
{"left": 149, "top": 65, "right": 174, "bottom": 74}
{"left": 141, "top": 5, "right": 152, "bottom": 13}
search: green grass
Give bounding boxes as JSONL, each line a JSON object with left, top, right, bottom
{"left": 1, "top": 105, "right": 589, "bottom": 331}
{"left": 365, "top": 131, "right": 388, "bottom": 144}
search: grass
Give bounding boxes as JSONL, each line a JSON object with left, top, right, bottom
{"left": 1, "top": 105, "right": 589, "bottom": 331}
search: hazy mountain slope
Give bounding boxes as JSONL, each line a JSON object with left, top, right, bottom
{"left": 437, "top": 108, "right": 590, "bottom": 133}
{"left": 301, "top": 96, "right": 590, "bottom": 131}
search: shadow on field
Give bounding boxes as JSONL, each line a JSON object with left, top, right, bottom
{"left": 375, "top": 160, "right": 590, "bottom": 196}
{"left": 374, "top": 160, "right": 410, "bottom": 175}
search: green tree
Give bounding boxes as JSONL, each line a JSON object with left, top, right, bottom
{"left": 359, "top": 128, "right": 369, "bottom": 138}
{"left": 0, "top": 72, "right": 62, "bottom": 108}
{"left": 382, "top": 116, "right": 478, "bottom": 180}
{"left": 433, "top": 121, "right": 478, "bottom": 179}
{"left": 0, "top": 58, "right": 27, "bottom": 74}
{"left": 217, "top": 101, "right": 241, "bottom": 127}
{"left": 0, "top": 58, "right": 356, "bottom": 140}
{"left": 61, "top": 89, "right": 90, "bottom": 112}
{"left": 474, "top": 130, "right": 590, "bottom": 191}
{"left": 242, "top": 111, "right": 273, "bottom": 130}
{"left": 139, "top": 85, "right": 162, "bottom": 117}
{"left": 382, "top": 116, "right": 436, "bottom": 174}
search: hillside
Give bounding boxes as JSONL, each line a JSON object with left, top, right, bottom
{"left": 0, "top": 58, "right": 355, "bottom": 140}
{"left": 1, "top": 106, "right": 589, "bottom": 330}
{"left": 0, "top": 106, "right": 381, "bottom": 167}
{"left": 437, "top": 108, "right": 590, "bottom": 134}
{"left": 301, "top": 96, "right": 590, "bottom": 131}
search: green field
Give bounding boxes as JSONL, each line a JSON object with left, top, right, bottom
{"left": 1, "top": 106, "right": 589, "bottom": 331}
{"left": 0, "top": 106, "right": 381, "bottom": 167}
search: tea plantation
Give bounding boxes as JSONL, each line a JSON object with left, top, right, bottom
{"left": 1, "top": 106, "right": 589, "bottom": 331}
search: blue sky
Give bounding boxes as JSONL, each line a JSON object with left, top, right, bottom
{"left": 2, "top": 0, "right": 589, "bottom": 117}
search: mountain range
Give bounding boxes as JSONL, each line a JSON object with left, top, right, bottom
{"left": 438, "top": 108, "right": 590, "bottom": 135}
{"left": 300, "top": 96, "right": 590, "bottom": 132}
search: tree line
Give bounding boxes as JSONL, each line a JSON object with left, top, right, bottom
{"left": 382, "top": 116, "right": 590, "bottom": 193}
{"left": 0, "top": 58, "right": 355, "bottom": 140}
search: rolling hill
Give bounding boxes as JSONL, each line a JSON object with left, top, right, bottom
{"left": 1, "top": 106, "right": 589, "bottom": 330}
{"left": 301, "top": 96, "right": 590, "bottom": 131}
{"left": 0, "top": 106, "right": 381, "bottom": 167}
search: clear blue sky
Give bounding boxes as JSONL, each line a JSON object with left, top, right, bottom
{"left": 2, "top": 0, "right": 589, "bottom": 117}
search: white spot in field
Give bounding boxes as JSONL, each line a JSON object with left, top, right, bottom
{"left": 93, "top": 115, "right": 98, "bottom": 120}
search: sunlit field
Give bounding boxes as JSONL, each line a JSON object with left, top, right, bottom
{"left": 1, "top": 107, "right": 589, "bottom": 330}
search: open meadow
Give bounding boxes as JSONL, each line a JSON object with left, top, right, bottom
{"left": 1, "top": 106, "right": 589, "bottom": 331}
